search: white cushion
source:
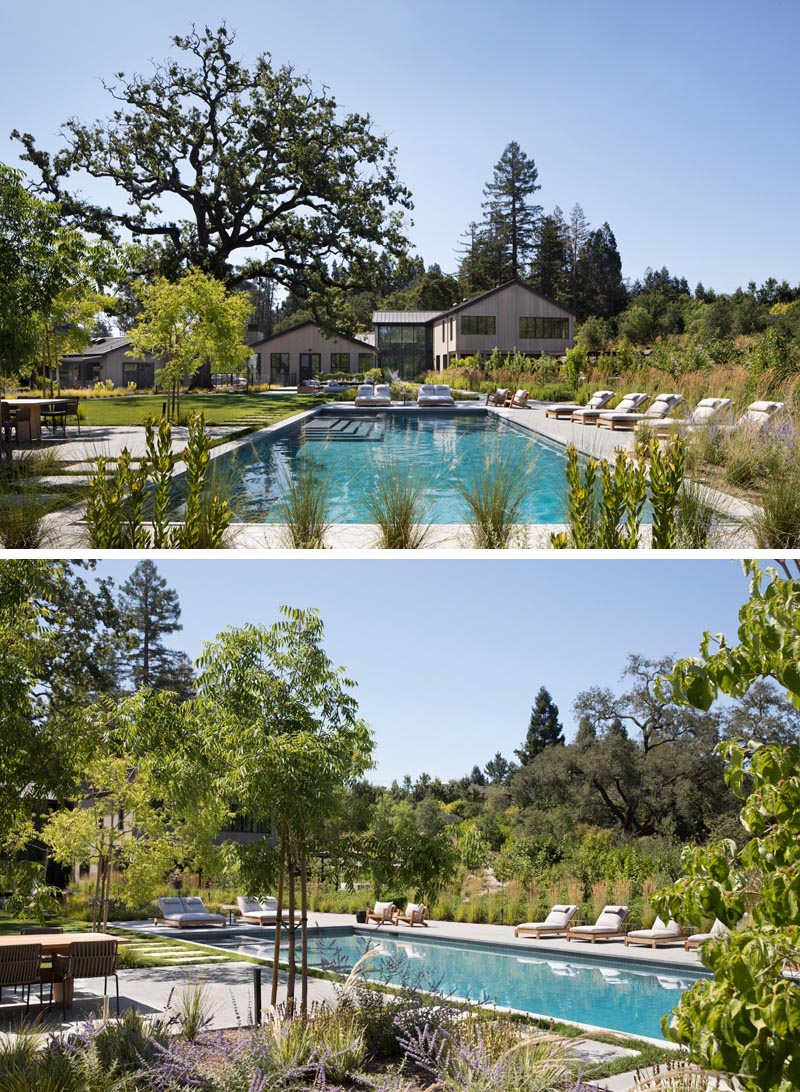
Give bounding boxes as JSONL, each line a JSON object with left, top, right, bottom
{"left": 259, "top": 896, "right": 278, "bottom": 911}
{"left": 419, "top": 385, "right": 436, "bottom": 395}
{"left": 544, "top": 909, "right": 569, "bottom": 927}
{"left": 435, "top": 385, "right": 452, "bottom": 396}
{"left": 373, "top": 901, "right": 392, "bottom": 914}
{"left": 588, "top": 391, "right": 614, "bottom": 408}
{"left": 375, "top": 385, "right": 391, "bottom": 397}
{"left": 158, "top": 897, "right": 185, "bottom": 916}
{"left": 237, "top": 896, "right": 263, "bottom": 914}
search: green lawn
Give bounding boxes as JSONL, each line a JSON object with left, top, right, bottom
{"left": 77, "top": 391, "right": 324, "bottom": 428}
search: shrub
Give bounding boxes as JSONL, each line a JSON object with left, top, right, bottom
{"left": 361, "top": 457, "right": 434, "bottom": 548}
{"left": 275, "top": 455, "right": 333, "bottom": 548}
{"left": 456, "top": 442, "right": 536, "bottom": 548}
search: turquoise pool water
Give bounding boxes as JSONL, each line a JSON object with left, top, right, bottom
{"left": 222, "top": 931, "right": 701, "bottom": 1040}
{"left": 202, "top": 412, "right": 575, "bottom": 524}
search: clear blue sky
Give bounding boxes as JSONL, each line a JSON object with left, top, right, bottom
{"left": 93, "top": 557, "right": 755, "bottom": 784}
{"left": 4, "top": 0, "right": 799, "bottom": 293}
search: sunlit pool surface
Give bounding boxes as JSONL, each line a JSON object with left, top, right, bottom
{"left": 220, "top": 931, "right": 702, "bottom": 1040}
{"left": 190, "top": 412, "right": 582, "bottom": 524}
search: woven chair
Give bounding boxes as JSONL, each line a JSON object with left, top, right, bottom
{"left": 52, "top": 939, "right": 119, "bottom": 1015}
{"left": 0, "top": 943, "right": 45, "bottom": 1012}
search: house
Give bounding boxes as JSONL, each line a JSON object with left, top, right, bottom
{"left": 373, "top": 279, "right": 575, "bottom": 379}
{"left": 59, "top": 337, "right": 159, "bottom": 390}
{"left": 249, "top": 321, "right": 378, "bottom": 386}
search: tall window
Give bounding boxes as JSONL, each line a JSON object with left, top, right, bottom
{"left": 330, "top": 352, "right": 350, "bottom": 370}
{"left": 461, "top": 315, "right": 496, "bottom": 336}
{"left": 519, "top": 317, "right": 570, "bottom": 339}
{"left": 358, "top": 353, "right": 374, "bottom": 370}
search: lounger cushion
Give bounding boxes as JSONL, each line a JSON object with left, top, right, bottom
{"left": 418, "top": 385, "right": 436, "bottom": 396}
{"left": 372, "top": 901, "right": 393, "bottom": 915}
{"left": 594, "top": 905, "right": 628, "bottom": 929}
{"left": 158, "top": 897, "right": 185, "bottom": 917}
{"left": 237, "top": 896, "right": 263, "bottom": 915}
{"left": 544, "top": 905, "right": 577, "bottom": 927}
{"left": 588, "top": 391, "right": 615, "bottom": 408}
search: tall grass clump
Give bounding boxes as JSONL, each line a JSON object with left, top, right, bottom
{"left": 0, "top": 448, "right": 71, "bottom": 548}
{"left": 361, "top": 457, "right": 434, "bottom": 548}
{"left": 275, "top": 454, "right": 333, "bottom": 548}
{"left": 456, "top": 442, "right": 536, "bottom": 548}
{"left": 745, "top": 418, "right": 800, "bottom": 547}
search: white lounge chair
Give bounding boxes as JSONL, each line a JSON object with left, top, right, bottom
{"left": 624, "top": 916, "right": 684, "bottom": 948}
{"left": 735, "top": 400, "right": 786, "bottom": 431}
{"left": 418, "top": 384, "right": 455, "bottom": 407}
{"left": 505, "top": 389, "right": 530, "bottom": 409}
{"left": 597, "top": 393, "right": 685, "bottom": 431}
{"left": 156, "top": 896, "right": 226, "bottom": 929}
{"left": 571, "top": 393, "right": 648, "bottom": 426}
{"left": 684, "top": 918, "right": 730, "bottom": 950}
{"left": 486, "top": 388, "right": 511, "bottom": 407}
{"left": 355, "top": 383, "right": 392, "bottom": 407}
{"left": 648, "top": 396, "right": 735, "bottom": 435}
{"left": 365, "top": 900, "right": 396, "bottom": 925}
{"left": 395, "top": 902, "right": 428, "bottom": 927}
{"left": 566, "top": 904, "right": 630, "bottom": 943}
{"left": 545, "top": 391, "right": 614, "bottom": 419}
{"left": 236, "top": 895, "right": 302, "bottom": 926}
{"left": 515, "top": 904, "right": 578, "bottom": 939}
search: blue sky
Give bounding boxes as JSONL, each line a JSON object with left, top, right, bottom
{"left": 94, "top": 557, "right": 755, "bottom": 784}
{"left": 3, "top": 0, "right": 798, "bottom": 293}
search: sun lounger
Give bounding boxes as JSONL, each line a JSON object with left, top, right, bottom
{"left": 566, "top": 904, "right": 630, "bottom": 943}
{"left": 505, "top": 390, "right": 530, "bottom": 409}
{"left": 365, "top": 900, "right": 396, "bottom": 925}
{"left": 684, "top": 918, "right": 730, "bottom": 950}
{"left": 624, "top": 916, "right": 684, "bottom": 948}
{"left": 735, "top": 400, "right": 786, "bottom": 431}
{"left": 571, "top": 393, "right": 648, "bottom": 426}
{"left": 514, "top": 904, "right": 579, "bottom": 939}
{"left": 355, "top": 383, "right": 392, "bottom": 407}
{"left": 545, "top": 391, "right": 614, "bottom": 419}
{"left": 157, "top": 896, "right": 226, "bottom": 928}
{"left": 486, "top": 388, "right": 510, "bottom": 407}
{"left": 418, "top": 384, "right": 455, "bottom": 407}
{"left": 395, "top": 902, "right": 428, "bottom": 927}
{"left": 646, "top": 397, "right": 734, "bottom": 435}
{"left": 236, "top": 895, "right": 302, "bottom": 926}
{"left": 597, "top": 393, "right": 685, "bottom": 431}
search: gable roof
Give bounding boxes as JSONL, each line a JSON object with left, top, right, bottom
{"left": 372, "top": 310, "right": 445, "bottom": 324}
{"left": 435, "top": 279, "right": 576, "bottom": 319}
{"left": 250, "top": 320, "right": 377, "bottom": 352}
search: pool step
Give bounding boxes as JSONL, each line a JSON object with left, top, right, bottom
{"left": 303, "top": 418, "right": 385, "bottom": 442}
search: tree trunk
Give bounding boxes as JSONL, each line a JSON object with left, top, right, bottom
{"left": 286, "top": 851, "right": 296, "bottom": 1015}
{"left": 271, "top": 834, "right": 286, "bottom": 1008}
{"left": 300, "top": 849, "right": 308, "bottom": 1017}
{"left": 93, "top": 845, "right": 104, "bottom": 932}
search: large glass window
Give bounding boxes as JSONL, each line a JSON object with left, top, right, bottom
{"left": 519, "top": 316, "right": 570, "bottom": 339}
{"left": 377, "top": 324, "right": 427, "bottom": 350}
{"left": 358, "top": 353, "right": 374, "bottom": 370}
{"left": 330, "top": 352, "right": 350, "bottom": 371}
{"left": 270, "top": 352, "right": 290, "bottom": 385}
{"left": 461, "top": 315, "right": 496, "bottom": 336}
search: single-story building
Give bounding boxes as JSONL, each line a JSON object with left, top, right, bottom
{"left": 59, "top": 336, "right": 160, "bottom": 389}
{"left": 373, "top": 279, "right": 575, "bottom": 379}
{"left": 249, "top": 321, "right": 378, "bottom": 386}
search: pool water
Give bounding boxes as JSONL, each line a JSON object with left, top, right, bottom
{"left": 223, "top": 931, "right": 701, "bottom": 1040}
{"left": 203, "top": 412, "right": 576, "bottom": 524}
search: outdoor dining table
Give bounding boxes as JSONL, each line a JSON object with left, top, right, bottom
{"left": 2, "top": 397, "right": 73, "bottom": 442}
{"left": 0, "top": 931, "right": 121, "bottom": 1007}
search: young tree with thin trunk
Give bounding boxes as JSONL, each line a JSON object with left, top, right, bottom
{"left": 193, "top": 608, "right": 373, "bottom": 1016}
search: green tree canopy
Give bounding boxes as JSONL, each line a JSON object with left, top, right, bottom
{"left": 515, "top": 685, "right": 564, "bottom": 765}
{"left": 117, "top": 560, "right": 195, "bottom": 699}
{"left": 13, "top": 24, "right": 412, "bottom": 299}
{"left": 481, "top": 141, "right": 542, "bottom": 281}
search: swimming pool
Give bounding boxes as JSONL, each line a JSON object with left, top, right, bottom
{"left": 201, "top": 410, "right": 576, "bottom": 524}
{"left": 218, "top": 930, "right": 703, "bottom": 1040}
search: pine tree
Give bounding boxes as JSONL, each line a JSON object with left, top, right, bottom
{"left": 484, "top": 752, "right": 513, "bottom": 785}
{"left": 481, "top": 142, "right": 542, "bottom": 281}
{"left": 117, "top": 561, "right": 195, "bottom": 699}
{"left": 567, "top": 204, "right": 590, "bottom": 314}
{"left": 515, "top": 686, "right": 565, "bottom": 765}
{"left": 530, "top": 206, "right": 570, "bottom": 303}
{"left": 576, "top": 223, "right": 627, "bottom": 320}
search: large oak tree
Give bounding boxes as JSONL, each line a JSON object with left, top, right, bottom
{"left": 12, "top": 25, "right": 413, "bottom": 311}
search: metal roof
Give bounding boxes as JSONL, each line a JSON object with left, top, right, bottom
{"left": 372, "top": 311, "right": 444, "bottom": 324}
{"left": 61, "top": 336, "right": 132, "bottom": 359}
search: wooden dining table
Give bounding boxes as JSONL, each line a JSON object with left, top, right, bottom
{"left": 0, "top": 931, "right": 121, "bottom": 1006}
{"left": 2, "top": 397, "right": 72, "bottom": 443}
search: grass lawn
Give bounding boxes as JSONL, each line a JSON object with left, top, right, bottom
{"left": 77, "top": 391, "right": 324, "bottom": 428}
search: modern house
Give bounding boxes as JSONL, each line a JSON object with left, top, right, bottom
{"left": 373, "top": 279, "right": 575, "bottom": 379}
{"left": 249, "top": 321, "right": 378, "bottom": 386}
{"left": 59, "top": 337, "right": 160, "bottom": 390}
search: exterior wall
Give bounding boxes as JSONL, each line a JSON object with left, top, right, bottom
{"left": 251, "top": 325, "right": 377, "bottom": 384}
{"left": 59, "top": 346, "right": 156, "bottom": 389}
{"left": 431, "top": 283, "right": 574, "bottom": 369}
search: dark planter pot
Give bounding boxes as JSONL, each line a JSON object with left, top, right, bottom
{"left": 355, "top": 910, "right": 367, "bottom": 924}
